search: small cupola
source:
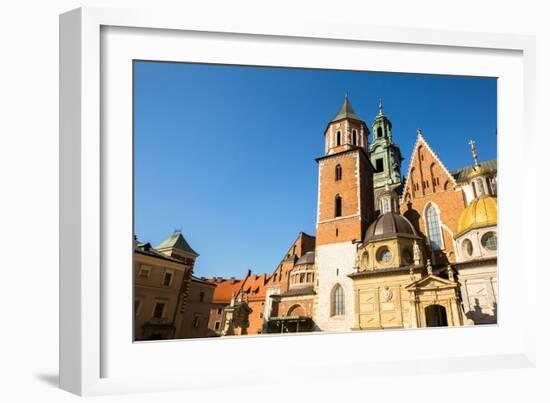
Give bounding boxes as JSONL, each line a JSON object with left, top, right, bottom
{"left": 378, "top": 183, "right": 399, "bottom": 214}
{"left": 467, "top": 139, "right": 493, "bottom": 198}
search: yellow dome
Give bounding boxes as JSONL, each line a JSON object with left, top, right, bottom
{"left": 467, "top": 165, "right": 491, "bottom": 181}
{"left": 457, "top": 195, "right": 498, "bottom": 236}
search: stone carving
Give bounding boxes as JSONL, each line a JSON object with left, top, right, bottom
{"left": 413, "top": 240, "right": 421, "bottom": 265}
{"left": 382, "top": 287, "right": 393, "bottom": 302}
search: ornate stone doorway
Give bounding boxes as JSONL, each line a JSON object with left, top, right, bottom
{"left": 425, "top": 304, "right": 448, "bottom": 327}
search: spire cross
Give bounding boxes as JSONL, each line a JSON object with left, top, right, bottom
{"left": 468, "top": 139, "right": 479, "bottom": 166}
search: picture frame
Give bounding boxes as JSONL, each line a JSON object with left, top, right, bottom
{"left": 59, "top": 6, "right": 537, "bottom": 396}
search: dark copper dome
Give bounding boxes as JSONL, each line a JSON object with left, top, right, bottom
{"left": 295, "top": 251, "right": 315, "bottom": 266}
{"left": 364, "top": 212, "right": 420, "bottom": 243}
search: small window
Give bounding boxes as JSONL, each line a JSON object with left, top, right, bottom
{"left": 162, "top": 271, "right": 173, "bottom": 286}
{"left": 481, "top": 232, "right": 497, "bottom": 251}
{"left": 193, "top": 316, "right": 200, "bottom": 328}
{"left": 138, "top": 266, "right": 151, "bottom": 279}
{"left": 214, "top": 321, "right": 221, "bottom": 330}
{"left": 336, "top": 131, "right": 342, "bottom": 146}
{"left": 199, "top": 291, "right": 205, "bottom": 302}
{"left": 134, "top": 299, "right": 142, "bottom": 316}
{"left": 352, "top": 130, "right": 357, "bottom": 145}
{"left": 217, "top": 307, "right": 222, "bottom": 315}
{"left": 335, "top": 228, "right": 339, "bottom": 237}
{"left": 153, "top": 302, "right": 166, "bottom": 319}
{"left": 299, "top": 273, "right": 305, "bottom": 283}
{"left": 462, "top": 239, "right": 473, "bottom": 256}
{"left": 306, "top": 272, "right": 312, "bottom": 283}
{"left": 375, "top": 158, "right": 384, "bottom": 173}
{"left": 335, "top": 164, "right": 342, "bottom": 181}
{"left": 334, "top": 195, "right": 342, "bottom": 217}
{"left": 377, "top": 127, "right": 383, "bottom": 138}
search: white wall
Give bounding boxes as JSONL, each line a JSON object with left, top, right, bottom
{"left": 314, "top": 242, "right": 357, "bottom": 331}
{"left": 0, "top": 1, "right": 548, "bottom": 402}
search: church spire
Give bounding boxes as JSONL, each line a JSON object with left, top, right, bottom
{"left": 378, "top": 97, "right": 384, "bottom": 116}
{"left": 331, "top": 93, "right": 363, "bottom": 123}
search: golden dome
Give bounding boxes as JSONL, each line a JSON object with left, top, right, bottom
{"left": 457, "top": 195, "right": 497, "bottom": 236}
{"left": 467, "top": 165, "right": 491, "bottom": 181}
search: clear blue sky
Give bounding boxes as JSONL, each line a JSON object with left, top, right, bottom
{"left": 134, "top": 61, "right": 496, "bottom": 278}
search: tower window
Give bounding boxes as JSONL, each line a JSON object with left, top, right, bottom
{"left": 426, "top": 204, "right": 444, "bottom": 250}
{"left": 331, "top": 284, "right": 345, "bottom": 316}
{"left": 375, "top": 158, "right": 384, "bottom": 173}
{"left": 334, "top": 195, "right": 342, "bottom": 217}
{"left": 352, "top": 130, "right": 357, "bottom": 145}
{"left": 377, "top": 127, "right": 383, "bottom": 138}
{"left": 335, "top": 164, "right": 342, "bottom": 181}
{"left": 336, "top": 131, "right": 342, "bottom": 146}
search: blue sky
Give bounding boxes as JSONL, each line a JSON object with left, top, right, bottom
{"left": 134, "top": 61, "right": 497, "bottom": 278}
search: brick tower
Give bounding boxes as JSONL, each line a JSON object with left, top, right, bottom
{"left": 313, "top": 95, "right": 375, "bottom": 332}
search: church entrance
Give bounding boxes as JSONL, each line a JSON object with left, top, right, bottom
{"left": 425, "top": 304, "right": 448, "bottom": 327}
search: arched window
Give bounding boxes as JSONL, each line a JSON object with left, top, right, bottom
{"left": 377, "top": 127, "right": 383, "bottom": 138}
{"left": 336, "top": 131, "right": 342, "bottom": 146}
{"left": 331, "top": 284, "right": 345, "bottom": 316}
{"left": 352, "top": 130, "right": 357, "bottom": 145}
{"left": 334, "top": 195, "right": 342, "bottom": 217}
{"left": 425, "top": 204, "right": 444, "bottom": 250}
{"left": 335, "top": 164, "right": 342, "bottom": 181}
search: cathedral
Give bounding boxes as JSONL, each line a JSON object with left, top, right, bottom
{"left": 263, "top": 94, "right": 497, "bottom": 332}
{"left": 134, "top": 94, "right": 498, "bottom": 339}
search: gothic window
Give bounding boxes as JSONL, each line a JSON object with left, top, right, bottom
{"left": 425, "top": 204, "right": 444, "bottom": 250}
{"left": 377, "top": 127, "right": 383, "bottom": 138}
{"left": 335, "top": 164, "right": 342, "bottom": 181}
{"left": 336, "top": 131, "right": 342, "bottom": 146}
{"left": 352, "top": 130, "right": 357, "bottom": 145}
{"left": 331, "top": 284, "right": 345, "bottom": 316}
{"left": 334, "top": 195, "right": 342, "bottom": 217}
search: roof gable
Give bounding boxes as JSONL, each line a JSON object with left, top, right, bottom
{"left": 401, "top": 130, "right": 457, "bottom": 203}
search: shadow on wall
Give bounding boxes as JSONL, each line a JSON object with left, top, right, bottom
{"left": 466, "top": 298, "right": 497, "bottom": 325}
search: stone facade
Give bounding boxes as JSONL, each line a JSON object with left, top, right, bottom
{"left": 313, "top": 242, "right": 357, "bottom": 331}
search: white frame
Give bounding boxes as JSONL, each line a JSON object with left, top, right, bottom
{"left": 60, "top": 6, "right": 537, "bottom": 396}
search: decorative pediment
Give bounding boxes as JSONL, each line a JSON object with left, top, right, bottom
{"left": 405, "top": 274, "right": 457, "bottom": 290}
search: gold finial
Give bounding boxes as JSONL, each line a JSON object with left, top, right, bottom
{"left": 378, "top": 97, "right": 383, "bottom": 114}
{"left": 468, "top": 139, "right": 479, "bottom": 167}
